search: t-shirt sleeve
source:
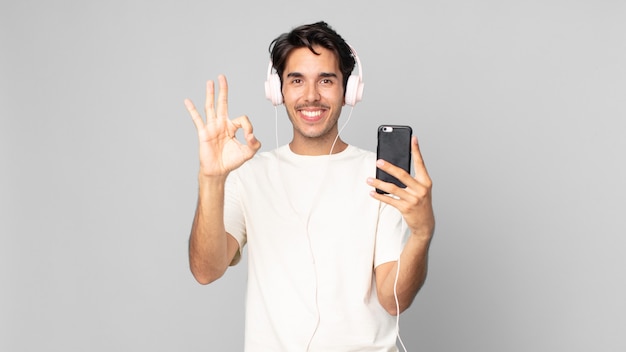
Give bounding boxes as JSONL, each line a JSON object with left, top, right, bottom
{"left": 374, "top": 201, "right": 408, "bottom": 268}
{"left": 224, "top": 171, "right": 247, "bottom": 266}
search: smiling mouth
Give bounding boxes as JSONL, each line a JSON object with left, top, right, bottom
{"left": 296, "top": 104, "right": 329, "bottom": 122}
{"left": 301, "top": 110, "right": 322, "bottom": 118}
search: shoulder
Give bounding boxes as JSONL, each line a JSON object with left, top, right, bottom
{"left": 240, "top": 147, "right": 282, "bottom": 168}
{"left": 340, "top": 145, "right": 376, "bottom": 164}
{"left": 228, "top": 147, "right": 282, "bottom": 181}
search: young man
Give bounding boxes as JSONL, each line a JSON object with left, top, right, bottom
{"left": 184, "top": 21, "right": 435, "bottom": 352}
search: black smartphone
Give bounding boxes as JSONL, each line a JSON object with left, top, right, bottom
{"left": 376, "top": 125, "right": 412, "bottom": 194}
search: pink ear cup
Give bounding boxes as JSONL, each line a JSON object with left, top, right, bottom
{"left": 344, "top": 74, "right": 364, "bottom": 106}
{"left": 265, "top": 61, "right": 283, "bottom": 106}
{"left": 344, "top": 44, "right": 364, "bottom": 106}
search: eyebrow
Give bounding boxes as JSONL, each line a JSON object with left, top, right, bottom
{"left": 286, "top": 72, "right": 338, "bottom": 79}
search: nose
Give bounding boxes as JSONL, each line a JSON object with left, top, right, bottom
{"left": 304, "top": 82, "right": 321, "bottom": 102}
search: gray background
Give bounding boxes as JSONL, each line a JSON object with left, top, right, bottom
{"left": 2, "top": 0, "right": 625, "bottom": 351}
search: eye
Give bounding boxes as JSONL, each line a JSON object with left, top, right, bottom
{"left": 320, "top": 78, "right": 333, "bottom": 85}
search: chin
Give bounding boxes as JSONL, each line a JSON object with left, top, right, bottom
{"left": 297, "top": 125, "right": 336, "bottom": 139}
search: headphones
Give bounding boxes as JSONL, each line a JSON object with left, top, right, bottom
{"left": 264, "top": 45, "right": 364, "bottom": 106}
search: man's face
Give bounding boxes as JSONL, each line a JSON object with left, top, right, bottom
{"left": 281, "top": 45, "right": 345, "bottom": 141}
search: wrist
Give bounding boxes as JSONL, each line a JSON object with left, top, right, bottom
{"left": 410, "top": 227, "right": 434, "bottom": 242}
{"left": 198, "top": 173, "right": 228, "bottom": 188}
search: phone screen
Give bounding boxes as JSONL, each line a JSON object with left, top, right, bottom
{"left": 376, "top": 125, "right": 412, "bottom": 194}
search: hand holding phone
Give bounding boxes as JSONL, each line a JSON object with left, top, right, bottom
{"left": 376, "top": 125, "right": 412, "bottom": 194}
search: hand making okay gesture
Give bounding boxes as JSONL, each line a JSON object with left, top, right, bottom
{"left": 184, "top": 75, "right": 261, "bottom": 177}
{"left": 368, "top": 135, "right": 435, "bottom": 240}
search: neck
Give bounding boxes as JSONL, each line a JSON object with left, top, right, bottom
{"left": 289, "top": 134, "right": 348, "bottom": 156}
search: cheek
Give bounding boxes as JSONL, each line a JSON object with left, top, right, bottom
{"left": 325, "top": 90, "right": 345, "bottom": 106}
{"left": 281, "top": 87, "right": 299, "bottom": 105}
{"left": 318, "top": 85, "right": 343, "bottom": 100}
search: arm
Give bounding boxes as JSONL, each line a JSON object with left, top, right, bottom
{"left": 368, "top": 135, "right": 435, "bottom": 315}
{"left": 184, "top": 75, "right": 261, "bottom": 285}
{"left": 188, "top": 174, "right": 240, "bottom": 285}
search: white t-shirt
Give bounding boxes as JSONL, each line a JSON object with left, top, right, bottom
{"left": 224, "top": 144, "right": 406, "bottom": 352}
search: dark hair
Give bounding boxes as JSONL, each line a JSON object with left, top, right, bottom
{"left": 269, "top": 21, "right": 356, "bottom": 91}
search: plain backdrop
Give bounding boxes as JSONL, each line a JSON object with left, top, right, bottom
{"left": 2, "top": 0, "right": 625, "bottom": 351}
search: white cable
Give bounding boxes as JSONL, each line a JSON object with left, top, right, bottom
{"left": 273, "top": 105, "right": 323, "bottom": 351}
{"left": 304, "top": 106, "right": 355, "bottom": 351}
{"left": 276, "top": 105, "right": 390, "bottom": 351}
{"left": 394, "top": 220, "right": 408, "bottom": 352}
{"left": 394, "top": 256, "right": 407, "bottom": 352}
{"left": 273, "top": 101, "right": 409, "bottom": 350}
{"left": 274, "top": 106, "right": 279, "bottom": 149}
{"left": 329, "top": 105, "right": 354, "bottom": 154}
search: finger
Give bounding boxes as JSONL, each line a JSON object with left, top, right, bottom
{"left": 368, "top": 176, "right": 425, "bottom": 216}
{"left": 367, "top": 181, "right": 405, "bottom": 208}
{"left": 216, "top": 75, "right": 229, "bottom": 119}
{"left": 368, "top": 176, "right": 396, "bottom": 196}
{"left": 375, "top": 159, "right": 416, "bottom": 190}
{"left": 204, "top": 80, "right": 216, "bottom": 119}
{"left": 231, "top": 114, "right": 254, "bottom": 135}
{"left": 184, "top": 98, "right": 205, "bottom": 131}
{"left": 232, "top": 115, "right": 262, "bottom": 152}
{"left": 411, "top": 135, "right": 432, "bottom": 187}
{"left": 375, "top": 158, "right": 430, "bottom": 202}
{"left": 411, "top": 135, "right": 425, "bottom": 168}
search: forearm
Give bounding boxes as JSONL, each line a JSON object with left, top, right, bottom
{"left": 377, "top": 232, "right": 432, "bottom": 315}
{"left": 188, "top": 174, "right": 232, "bottom": 284}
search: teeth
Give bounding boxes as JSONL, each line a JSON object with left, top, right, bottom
{"left": 301, "top": 110, "right": 321, "bottom": 117}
